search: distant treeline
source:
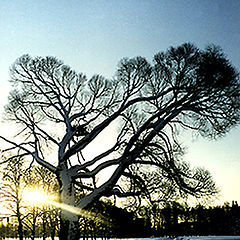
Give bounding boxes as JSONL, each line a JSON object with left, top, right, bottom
{"left": 1, "top": 200, "right": 240, "bottom": 239}
{"left": 139, "top": 201, "right": 240, "bottom": 237}
{"left": 87, "top": 200, "right": 240, "bottom": 238}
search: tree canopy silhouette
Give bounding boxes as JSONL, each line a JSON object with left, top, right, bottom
{"left": 1, "top": 43, "right": 239, "bottom": 240}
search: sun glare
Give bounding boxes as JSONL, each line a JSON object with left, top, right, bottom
{"left": 23, "top": 187, "right": 53, "bottom": 205}
{"left": 22, "top": 187, "right": 109, "bottom": 224}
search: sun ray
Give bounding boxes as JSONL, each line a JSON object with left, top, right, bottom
{"left": 22, "top": 188, "right": 110, "bottom": 225}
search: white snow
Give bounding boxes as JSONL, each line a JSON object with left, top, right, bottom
{"left": 174, "top": 237, "right": 240, "bottom": 240}
{"left": 4, "top": 237, "right": 240, "bottom": 240}
{"left": 111, "top": 237, "right": 240, "bottom": 240}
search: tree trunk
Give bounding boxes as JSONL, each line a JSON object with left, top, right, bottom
{"left": 17, "top": 202, "right": 24, "bottom": 240}
{"left": 31, "top": 206, "right": 37, "bottom": 240}
{"left": 42, "top": 211, "right": 46, "bottom": 240}
{"left": 58, "top": 169, "right": 80, "bottom": 240}
{"left": 50, "top": 218, "right": 56, "bottom": 240}
{"left": 18, "top": 219, "right": 24, "bottom": 240}
{"left": 59, "top": 217, "right": 80, "bottom": 240}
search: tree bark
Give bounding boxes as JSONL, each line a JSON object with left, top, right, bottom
{"left": 17, "top": 201, "right": 24, "bottom": 240}
{"left": 59, "top": 217, "right": 80, "bottom": 240}
{"left": 42, "top": 211, "right": 46, "bottom": 240}
{"left": 58, "top": 168, "right": 80, "bottom": 240}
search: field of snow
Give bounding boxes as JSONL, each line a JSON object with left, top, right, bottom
{"left": 173, "top": 237, "right": 240, "bottom": 240}
{"left": 174, "top": 236, "right": 240, "bottom": 240}
{"left": 4, "top": 237, "right": 240, "bottom": 240}
{"left": 119, "top": 237, "right": 240, "bottom": 240}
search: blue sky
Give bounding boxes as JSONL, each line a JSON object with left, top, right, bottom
{"left": 0, "top": 0, "right": 240, "bottom": 204}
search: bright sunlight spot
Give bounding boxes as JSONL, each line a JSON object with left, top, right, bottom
{"left": 22, "top": 187, "right": 54, "bottom": 205}
{"left": 22, "top": 187, "right": 109, "bottom": 224}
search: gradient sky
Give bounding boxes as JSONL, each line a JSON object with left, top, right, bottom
{"left": 0, "top": 0, "right": 240, "bottom": 205}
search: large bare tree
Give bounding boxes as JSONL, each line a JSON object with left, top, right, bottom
{"left": 0, "top": 43, "right": 239, "bottom": 240}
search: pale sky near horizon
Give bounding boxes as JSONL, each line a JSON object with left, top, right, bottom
{"left": 0, "top": 0, "right": 240, "bottom": 206}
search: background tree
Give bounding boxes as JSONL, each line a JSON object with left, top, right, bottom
{"left": 0, "top": 43, "right": 239, "bottom": 240}
{"left": 31, "top": 166, "right": 59, "bottom": 240}
{"left": 0, "top": 157, "right": 26, "bottom": 240}
{"left": 0, "top": 159, "right": 60, "bottom": 239}
{"left": 21, "top": 165, "right": 59, "bottom": 240}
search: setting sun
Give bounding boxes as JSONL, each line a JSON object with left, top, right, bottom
{"left": 22, "top": 187, "right": 52, "bottom": 205}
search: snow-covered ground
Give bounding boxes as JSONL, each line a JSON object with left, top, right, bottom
{"left": 112, "top": 237, "right": 240, "bottom": 240}
{"left": 174, "top": 237, "right": 240, "bottom": 240}
{"left": 4, "top": 237, "right": 240, "bottom": 240}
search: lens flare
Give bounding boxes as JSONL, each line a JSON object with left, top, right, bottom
{"left": 48, "top": 200, "right": 110, "bottom": 224}
{"left": 48, "top": 200, "right": 82, "bottom": 215}
{"left": 22, "top": 188, "right": 111, "bottom": 225}
{"left": 22, "top": 187, "right": 55, "bottom": 205}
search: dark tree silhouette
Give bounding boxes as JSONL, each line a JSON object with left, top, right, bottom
{"left": 0, "top": 157, "right": 26, "bottom": 240}
{"left": 0, "top": 159, "right": 60, "bottom": 239}
{"left": 0, "top": 43, "right": 239, "bottom": 240}
{"left": 23, "top": 166, "right": 60, "bottom": 240}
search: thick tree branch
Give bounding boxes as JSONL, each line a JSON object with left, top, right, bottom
{"left": 0, "top": 136, "right": 57, "bottom": 173}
